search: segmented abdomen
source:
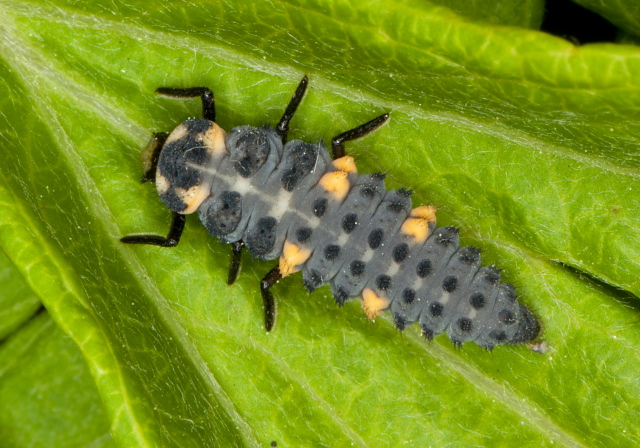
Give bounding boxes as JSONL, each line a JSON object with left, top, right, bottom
{"left": 157, "top": 118, "right": 539, "bottom": 350}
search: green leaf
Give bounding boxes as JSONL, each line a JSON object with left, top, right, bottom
{"left": 0, "top": 249, "right": 41, "bottom": 340}
{"left": 0, "top": 311, "right": 116, "bottom": 447}
{"left": 1, "top": 0, "right": 639, "bottom": 447}
{"left": 575, "top": 0, "right": 640, "bottom": 38}
{"left": 430, "top": 0, "right": 545, "bottom": 28}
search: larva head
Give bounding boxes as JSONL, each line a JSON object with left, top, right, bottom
{"left": 156, "top": 118, "right": 226, "bottom": 214}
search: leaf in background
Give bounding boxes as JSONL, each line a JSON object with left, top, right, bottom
{"left": 0, "top": 311, "right": 115, "bottom": 447}
{"left": 575, "top": 0, "right": 640, "bottom": 37}
{"left": 0, "top": 0, "right": 639, "bottom": 447}
{"left": 431, "top": 0, "right": 545, "bottom": 28}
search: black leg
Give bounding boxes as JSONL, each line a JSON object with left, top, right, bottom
{"left": 275, "top": 76, "right": 309, "bottom": 143}
{"left": 155, "top": 87, "right": 216, "bottom": 121}
{"left": 260, "top": 266, "right": 282, "bottom": 332}
{"left": 331, "top": 113, "right": 390, "bottom": 159}
{"left": 227, "top": 241, "right": 244, "bottom": 285}
{"left": 121, "top": 212, "right": 186, "bottom": 247}
{"left": 141, "top": 132, "right": 169, "bottom": 183}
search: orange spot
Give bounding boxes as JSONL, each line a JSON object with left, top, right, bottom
{"left": 401, "top": 205, "right": 437, "bottom": 243}
{"left": 412, "top": 205, "right": 437, "bottom": 221}
{"left": 332, "top": 156, "right": 357, "bottom": 174}
{"left": 279, "top": 240, "right": 312, "bottom": 277}
{"left": 178, "top": 184, "right": 211, "bottom": 214}
{"left": 318, "top": 171, "right": 350, "bottom": 199}
{"left": 362, "top": 288, "right": 390, "bottom": 321}
{"left": 318, "top": 156, "right": 357, "bottom": 199}
{"left": 202, "top": 123, "right": 227, "bottom": 156}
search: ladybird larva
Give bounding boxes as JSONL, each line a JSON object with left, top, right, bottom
{"left": 121, "top": 76, "right": 540, "bottom": 351}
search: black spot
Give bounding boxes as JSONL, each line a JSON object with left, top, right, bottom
{"left": 421, "top": 325, "right": 434, "bottom": 340}
{"left": 459, "top": 247, "right": 480, "bottom": 264}
{"left": 158, "top": 153, "right": 204, "bottom": 197}
{"left": 502, "top": 284, "right": 518, "bottom": 303}
{"left": 271, "top": 442, "right": 278, "bottom": 448}
{"left": 350, "top": 260, "right": 365, "bottom": 276}
{"left": 398, "top": 187, "right": 413, "bottom": 197}
{"left": 499, "top": 309, "right": 516, "bottom": 325}
{"left": 371, "top": 172, "right": 386, "bottom": 181}
{"left": 186, "top": 146, "right": 209, "bottom": 166}
{"left": 416, "top": 259, "right": 432, "bottom": 278}
{"left": 160, "top": 121, "right": 212, "bottom": 191}
{"left": 436, "top": 227, "right": 458, "bottom": 246}
{"left": 470, "top": 293, "right": 485, "bottom": 309}
{"left": 313, "top": 197, "right": 328, "bottom": 218}
{"left": 304, "top": 269, "right": 323, "bottom": 292}
{"left": 334, "top": 286, "right": 349, "bottom": 306}
{"left": 200, "top": 191, "right": 242, "bottom": 237}
{"left": 281, "top": 170, "right": 302, "bottom": 191}
{"left": 388, "top": 200, "right": 406, "bottom": 213}
{"left": 159, "top": 188, "right": 192, "bottom": 214}
{"left": 342, "top": 213, "right": 358, "bottom": 233}
{"left": 402, "top": 288, "right": 416, "bottom": 304}
{"left": 281, "top": 142, "right": 317, "bottom": 191}
{"left": 511, "top": 305, "right": 540, "bottom": 343}
{"left": 375, "top": 275, "right": 391, "bottom": 291}
{"left": 458, "top": 317, "right": 472, "bottom": 332}
{"left": 245, "top": 216, "right": 277, "bottom": 256}
{"left": 451, "top": 338, "right": 463, "bottom": 348}
{"left": 230, "top": 128, "right": 271, "bottom": 178}
{"left": 442, "top": 275, "right": 458, "bottom": 293}
{"left": 490, "top": 330, "right": 507, "bottom": 342}
{"left": 324, "top": 244, "right": 341, "bottom": 260}
{"left": 429, "top": 302, "right": 443, "bottom": 317}
{"left": 296, "top": 227, "right": 312, "bottom": 243}
{"left": 360, "top": 184, "right": 378, "bottom": 198}
{"left": 393, "top": 313, "right": 407, "bottom": 330}
{"left": 188, "top": 119, "right": 214, "bottom": 134}
{"left": 368, "top": 228, "right": 384, "bottom": 249}
{"left": 484, "top": 266, "right": 501, "bottom": 285}
{"left": 392, "top": 243, "right": 409, "bottom": 263}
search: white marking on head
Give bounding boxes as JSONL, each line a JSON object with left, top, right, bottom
{"left": 156, "top": 172, "right": 170, "bottom": 195}
{"left": 165, "top": 123, "right": 189, "bottom": 144}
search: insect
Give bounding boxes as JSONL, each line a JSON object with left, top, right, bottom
{"left": 121, "top": 76, "right": 540, "bottom": 350}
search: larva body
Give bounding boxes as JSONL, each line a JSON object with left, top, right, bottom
{"left": 123, "top": 77, "right": 540, "bottom": 350}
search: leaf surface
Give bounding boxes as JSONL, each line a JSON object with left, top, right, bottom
{"left": 0, "top": 0, "right": 639, "bottom": 447}
{"left": 0, "top": 250, "right": 41, "bottom": 340}
{"left": 0, "top": 311, "right": 115, "bottom": 447}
